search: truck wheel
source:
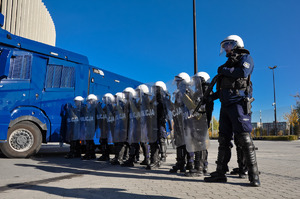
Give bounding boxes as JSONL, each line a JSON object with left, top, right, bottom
{"left": 0, "top": 121, "right": 42, "bottom": 158}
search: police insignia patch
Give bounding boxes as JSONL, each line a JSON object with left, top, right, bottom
{"left": 243, "top": 62, "right": 250, "bottom": 68}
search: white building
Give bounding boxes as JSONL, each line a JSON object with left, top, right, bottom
{"left": 0, "top": 0, "right": 56, "bottom": 46}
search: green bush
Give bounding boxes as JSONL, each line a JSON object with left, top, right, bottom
{"left": 209, "top": 135, "right": 299, "bottom": 141}
{"left": 253, "top": 135, "right": 298, "bottom": 141}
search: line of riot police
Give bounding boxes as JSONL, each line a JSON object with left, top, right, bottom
{"left": 62, "top": 71, "right": 213, "bottom": 174}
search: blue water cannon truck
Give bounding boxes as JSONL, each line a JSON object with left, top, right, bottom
{"left": 0, "top": 13, "right": 141, "bottom": 158}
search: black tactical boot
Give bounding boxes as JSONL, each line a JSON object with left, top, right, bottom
{"left": 140, "top": 143, "right": 150, "bottom": 166}
{"left": 121, "top": 144, "right": 136, "bottom": 167}
{"left": 65, "top": 141, "right": 77, "bottom": 159}
{"left": 185, "top": 152, "right": 194, "bottom": 171}
{"left": 185, "top": 151, "right": 205, "bottom": 177}
{"left": 238, "top": 133, "right": 260, "bottom": 187}
{"left": 204, "top": 171, "right": 227, "bottom": 182}
{"left": 231, "top": 136, "right": 247, "bottom": 178}
{"left": 97, "top": 139, "right": 110, "bottom": 161}
{"left": 146, "top": 143, "right": 160, "bottom": 170}
{"left": 204, "top": 136, "right": 231, "bottom": 183}
{"left": 81, "top": 140, "right": 94, "bottom": 160}
{"left": 111, "top": 143, "right": 124, "bottom": 165}
{"left": 203, "top": 150, "right": 208, "bottom": 174}
{"left": 169, "top": 146, "right": 186, "bottom": 173}
{"left": 159, "top": 138, "right": 167, "bottom": 162}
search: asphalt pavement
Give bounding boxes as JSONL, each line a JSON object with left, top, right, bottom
{"left": 0, "top": 139, "right": 300, "bottom": 199}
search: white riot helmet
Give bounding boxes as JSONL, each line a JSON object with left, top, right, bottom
{"left": 115, "top": 92, "right": 126, "bottom": 104}
{"left": 152, "top": 81, "right": 167, "bottom": 94}
{"left": 103, "top": 93, "right": 115, "bottom": 104}
{"left": 135, "top": 84, "right": 150, "bottom": 97}
{"left": 86, "top": 94, "right": 98, "bottom": 101}
{"left": 74, "top": 96, "right": 84, "bottom": 101}
{"left": 220, "top": 35, "right": 244, "bottom": 56}
{"left": 123, "top": 87, "right": 137, "bottom": 99}
{"left": 173, "top": 72, "right": 191, "bottom": 85}
{"left": 193, "top": 72, "right": 210, "bottom": 83}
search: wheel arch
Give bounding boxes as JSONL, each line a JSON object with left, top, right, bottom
{"left": 9, "top": 106, "right": 51, "bottom": 143}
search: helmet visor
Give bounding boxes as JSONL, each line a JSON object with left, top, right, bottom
{"left": 220, "top": 40, "right": 237, "bottom": 56}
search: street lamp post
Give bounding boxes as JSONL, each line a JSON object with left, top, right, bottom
{"left": 193, "top": 0, "right": 198, "bottom": 75}
{"left": 269, "top": 66, "right": 277, "bottom": 135}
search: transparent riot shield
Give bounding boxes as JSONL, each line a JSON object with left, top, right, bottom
{"left": 81, "top": 101, "right": 97, "bottom": 140}
{"left": 99, "top": 104, "right": 108, "bottom": 139}
{"left": 128, "top": 98, "right": 141, "bottom": 144}
{"left": 135, "top": 84, "right": 153, "bottom": 143}
{"left": 70, "top": 102, "right": 83, "bottom": 141}
{"left": 181, "top": 79, "right": 210, "bottom": 152}
{"left": 60, "top": 103, "right": 70, "bottom": 143}
{"left": 96, "top": 102, "right": 107, "bottom": 139}
{"left": 114, "top": 99, "right": 128, "bottom": 143}
{"left": 171, "top": 90, "right": 185, "bottom": 148}
{"left": 147, "top": 93, "right": 158, "bottom": 143}
{"left": 106, "top": 103, "right": 115, "bottom": 144}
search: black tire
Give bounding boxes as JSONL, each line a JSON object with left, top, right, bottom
{"left": 0, "top": 121, "right": 42, "bottom": 158}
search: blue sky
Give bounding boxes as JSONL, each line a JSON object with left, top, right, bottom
{"left": 43, "top": 0, "right": 299, "bottom": 122}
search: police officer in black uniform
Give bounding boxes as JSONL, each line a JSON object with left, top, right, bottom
{"left": 204, "top": 35, "right": 260, "bottom": 187}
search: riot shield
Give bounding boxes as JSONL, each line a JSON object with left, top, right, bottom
{"left": 63, "top": 103, "right": 73, "bottom": 143}
{"left": 69, "top": 103, "right": 83, "bottom": 141}
{"left": 181, "top": 79, "right": 210, "bottom": 152}
{"left": 135, "top": 84, "right": 153, "bottom": 143}
{"left": 114, "top": 100, "right": 128, "bottom": 143}
{"left": 106, "top": 103, "right": 115, "bottom": 144}
{"left": 147, "top": 94, "right": 158, "bottom": 143}
{"left": 82, "top": 101, "right": 97, "bottom": 140}
{"left": 171, "top": 90, "right": 185, "bottom": 148}
{"left": 128, "top": 98, "right": 141, "bottom": 144}
{"left": 96, "top": 102, "right": 107, "bottom": 139}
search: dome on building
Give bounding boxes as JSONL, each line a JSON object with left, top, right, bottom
{"left": 0, "top": 0, "right": 56, "bottom": 46}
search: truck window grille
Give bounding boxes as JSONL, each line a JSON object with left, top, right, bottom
{"left": 46, "top": 65, "right": 54, "bottom": 87}
{"left": 53, "top": 65, "right": 62, "bottom": 88}
{"left": 46, "top": 65, "right": 75, "bottom": 89}
{"left": 8, "top": 55, "right": 32, "bottom": 79}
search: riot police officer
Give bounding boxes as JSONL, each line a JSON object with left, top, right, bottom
{"left": 169, "top": 73, "right": 191, "bottom": 173}
{"left": 185, "top": 72, "right": 212, "bottom": 177}
{"left": 204, "top": 35, "right": 260, "bottom": 187}
{"left": 110, "top": 92, "right": 128, "bottom": 165}
{"left": 98, "top": 93, "right": 115, "bottom": 161}
{"left": 65, "top": 96, "right": 84, "bottom": 159}
{"left": 81, "top": 94, "right": 98, "bottom": 160}
{"left": 146, "top": 81, "right": 169, "bottom": 170}
{"left": 121, "top": 87, "right": 140, "bottom": 167}
{"left": 135, "top": 84, "right": 152, "bottom": 166}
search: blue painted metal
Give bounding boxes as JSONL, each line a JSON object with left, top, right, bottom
{"left": 0, "top": 17, "right": 142, "bottom": 145}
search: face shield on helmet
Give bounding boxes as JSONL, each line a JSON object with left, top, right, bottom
{"left": 115, "top": 92, "right": 126, "bottom": 105}
{"left": 220, "top": 35, "right": 244, "bottom": 56}
{"left": 172, "top": 72, "right": 191, "bottom": 88}
{"left": 102, "top": 93, "right": 115, "bottom": 105}
{"left": 151, "top": 81, "right": 167, "bottom": 96}
{"left": 123, "top": 87, "right": 137, "bottom": 100}
{"left": 74, "top": 96, "right": 84, "bottom": 108}
{"left": 86, "top": 94, "right": 98, "bottom": 108}
{"left": 192, "top": 71, "right": 210, "bottom": 85}
{"left": 135, "top": 84, "right": 150, "bottom": 98}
